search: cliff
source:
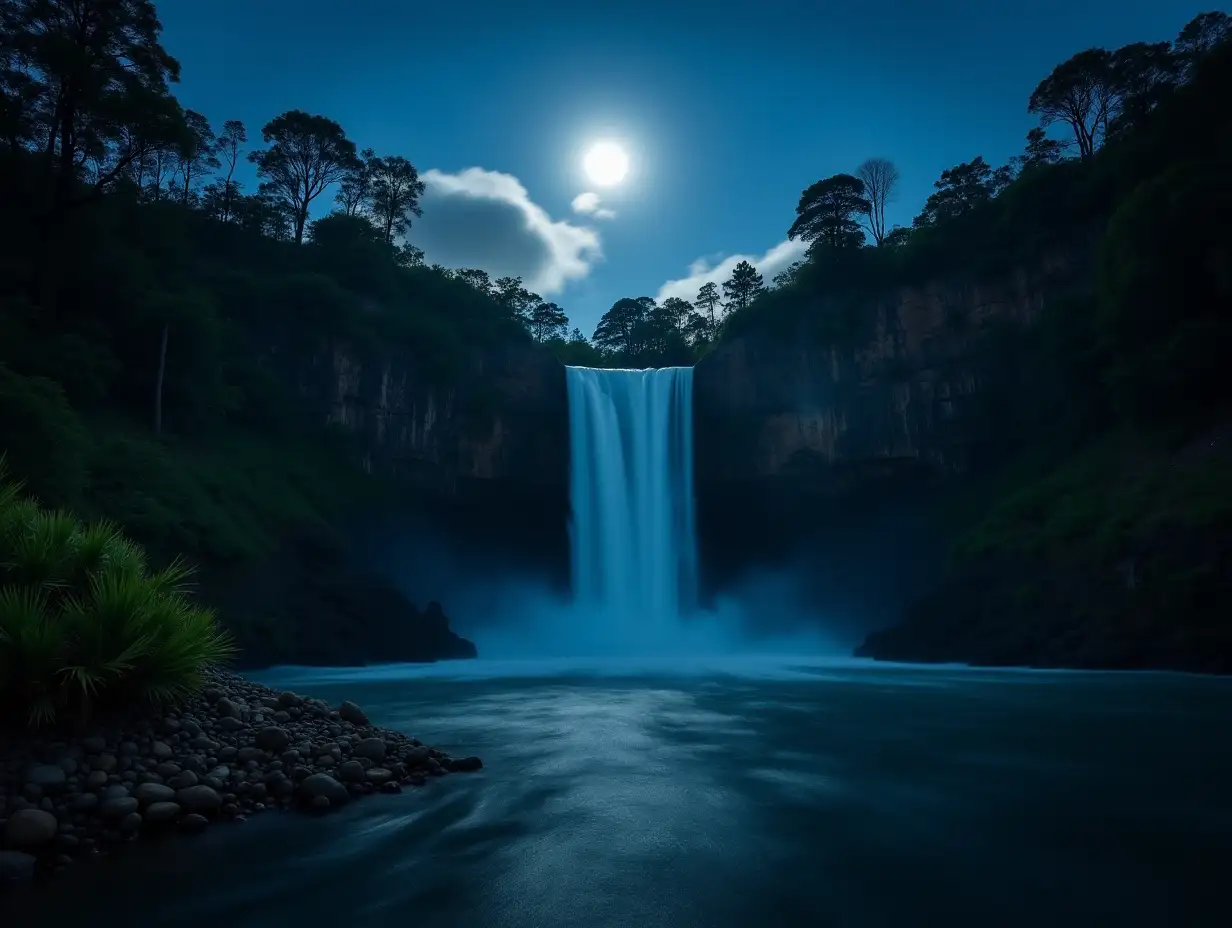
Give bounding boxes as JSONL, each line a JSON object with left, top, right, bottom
{"left": 693, "top": 246, "right": 1092, "bottom": 495}
{"left": 294, "top": 337, "right": 568, "bottom": 497}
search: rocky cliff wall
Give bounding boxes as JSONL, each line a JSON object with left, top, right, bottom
{"left": 691, "top": 246, "right": 1096, "bottom": 597}
{"left": 694, "top": 247, "right": 1093, "bottom": 494}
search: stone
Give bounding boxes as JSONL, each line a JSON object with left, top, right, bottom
{"left": 175, "top": 785, "right": 222, "bottom": 816}
{"left": 309, "top": 795, "right": 331, "bottom": 811}
{"left": 143, "top": 802, "right": 181, "bottom": 825}
{"left": 338, "top": 700, "right": 369, "bottom": 726}
{"left": 337, "top": 761, "right": 365, "bottom": 783}
{"left": 100, "top": 797, "right": 139, "bottom": 820}
{"left": 218, "top": 717, "right": 245, "bottom": 732}
{"left": 71, "top": 793, "right": 98, "bottom": 812}
{"left": 151, "top": 741, "right": 174, "bottom": 760}
{"left": 404, "top": 745, "right": 430, "bottom": 767}
{"left": 216, "top": 697, "right": 242, "bottom": 719}
{"left": 0, "top": 850, "right": 37, "bottom": 885}
{"left": 254, "top": 726, "right": 291, "bottom": 753}
{"left": 85, "top": 770, "right": 108, "bottom": 789}
{"left": 449, "top": 756, "right": 484, "bottom": 772}
{"left": 167, "top": 771, "right": 199, "bottom": 790}
{"left": 133, "top": 782, "right": 176, "bottom": 806}
{"left": 81, "top": 736, "right": 107, "bottom": 754}
{"left": 364, "top": 768, "right": 393, "bottom": 785}
{"left": 180, "top": 813, "right": 209, "bottom": 833}
{"left": 102, "top": 784, "right": 130, "bottom": 800}
{"left": 5, "top": 809, "right": 58, "bottom": 846}
{"left": 121, "top": 812, "right": 143, "bottom": 831}
{"left": 353, "top": 738, "right": 386, "bottom": 762}
{"left": 299, "top": 773, "right": 349, "bottom": 805}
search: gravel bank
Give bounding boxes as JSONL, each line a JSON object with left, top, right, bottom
{"left": 0, "top": 669, "right": 482, "bottom": 887}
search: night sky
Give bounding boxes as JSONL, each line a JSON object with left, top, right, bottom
{"left": 158, "top": 0, "right": 1201, "bottom": 334}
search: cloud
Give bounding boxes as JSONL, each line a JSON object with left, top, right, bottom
{"left": 655, "top": 238, "right": 809, "bottom": 304}
{"left": 570, "top": 191, "right": 617, "bottom": 221}
{"left": 412, "top": 168, "right": 602, "bottom": 295}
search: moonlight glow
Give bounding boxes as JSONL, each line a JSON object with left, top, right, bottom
{"left": 583, "top": 141, "right": 629, "bottom": 186}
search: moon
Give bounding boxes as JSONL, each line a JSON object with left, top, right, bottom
{"left": 583, "top": 141, "right": 629, "bottom": 187}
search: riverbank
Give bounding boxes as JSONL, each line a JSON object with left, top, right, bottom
{"left": 0, "top": 669, "right": 482, "bottom": 887}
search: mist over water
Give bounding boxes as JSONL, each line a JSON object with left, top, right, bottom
{"left": 471, "top": 366, "right": 832, "bottom": 660}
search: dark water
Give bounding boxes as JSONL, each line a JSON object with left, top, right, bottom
{"left": 3, "top": 657, "right": 1230, "bottom": 927}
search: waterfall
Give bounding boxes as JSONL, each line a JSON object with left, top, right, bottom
{"left": 566, "top": 367, "right": 698, "bottom": 636}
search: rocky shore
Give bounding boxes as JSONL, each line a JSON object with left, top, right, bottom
{"left": 0, "top": 669, "right": 482, "bottom": 887}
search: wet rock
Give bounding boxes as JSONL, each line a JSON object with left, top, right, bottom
{"left": 299, "top": 774, "right": 349, "bottom": 805}
{"left": 254, "top": 727, "right": 291, "bottom": 753}
{"left": 143, "top": 802, "right": 181, "bottom": 825}
{"left": 0, "top": 850, "right": 37, "bottom": 885}
{"left": 353, "top": 738, "right": 386, "bottom": 762}
{"left": 175, "top": 785, "right": 222, "bottom": 816}
{"left": 133, "top": 783, "right": 176, "bottom": 806}
{"left": 338, "top": 700, "right": 369, "bottom": 726}
{"left": 5, "top": 809, "right": 58, "bottom": 847}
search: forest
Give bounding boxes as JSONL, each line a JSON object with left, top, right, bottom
{"left": 1, "top": 0, "right": 1230, "bottom": 694}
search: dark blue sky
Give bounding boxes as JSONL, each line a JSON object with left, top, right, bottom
{"left": 158, "top": 0, "right": 1203, "bottom": 334}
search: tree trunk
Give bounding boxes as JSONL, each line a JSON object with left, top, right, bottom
{"left": 154, "top": 323, "right": 169, "bottom": 435}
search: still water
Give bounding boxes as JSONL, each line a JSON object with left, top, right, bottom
{"left": 4, "top": 657, "right": 1229, "bottom": 927}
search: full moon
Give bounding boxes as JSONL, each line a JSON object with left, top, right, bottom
{"left": 583, "top": 141, "right": 629, "bottom": 186}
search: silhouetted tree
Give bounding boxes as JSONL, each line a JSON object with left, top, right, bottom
{"left": 722, "top": 260, "right": 764, "bottom": 313}
{"left": 913, "top": 157, "right": 1000, "bottom": 227}
{"left": 695, "top": 281, "right": 723, "bottom": 328}
{"left": 174, "top": 109, "right": 219, "bottom": 205}
{"left": 788, "top": 174, "right": 869, "bottom": 249}
{"left": 248, "top": 110, "right": 360, "bottom": 244}
{"left": 882, "top": 226, "right": 912, "bottom": 248}
{"left": 335, "top": 147, "right": 375, "bottom": 217}
{"left": 593, "top": 297, "right": 647, "bottom": 355}
{"left": 1108, "top": 42, "right": 1180, "bottom": 137}
{"left": 368, "top": 154, "right": 426, "bottom": 245}
{"left": 215, "top": 119, "right": 247, "bottom": 221}
{"left": 1015, "top": 128, "right": 1068, "bottom": 172}
{"left": 528, "top": 301, "right": 569, "bottom": 342}
{"left": 1028, "top": 49, "right": 1116, "bottom": 159}
{"left": 772, "top": 261, "right": 804, "bottom": 288}
{"left": 1175, "top": 10, "right": 1232, "bottom": 78}
{"left": 856, "top": 158, "right": 899, "bottom": 245}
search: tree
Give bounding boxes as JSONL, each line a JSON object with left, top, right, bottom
{"left": 1108, "top": 42, "right": 1180, "bottom": 137}
{"left": 722, "top": 260, "right": 764, "bottom": 313}
{"left": 174, "top": 109, "right": 219, "bottom": 205}
{"left": 660, "top": 297, "right": 693, "bottom": 329}
{"left": 248, "top": 110, "right": 360, "bottom": 244}
{"left": 683, "top": 312, "right": 714, "bottom": 346}
{"left": 215, "top": 119, "right": 247, "bottom": 221}
{"left": 1175, "top": 11, "right": 1232, "bottom": 78}
{"left": 593, "top": 297, "right": 647, "bottom": 355}
{"left": 492, "top": 276, "right": 540, "bottom": 327}
{"left": 788, "top": 174, "right": 870, "bottom": 249}
{"left": 454, "top": 268, "right": 493, "bottom": 295}
{"left": 772, "top": 261, "right": 804, "bottom": 289}
{"left": 335, "top": 147, "right": 374, "bottom": 217}
{"left": 855, "top": 158, "right": 899, "bottom": 246}
{"left": 3, "top": 0, "right": 188, "bottom": 206}
{"left": 882, "top": 226, "right": 912, "bottom": 248}
{"left": 695, "top": 281, "right": 723, "bottom": 329}
{"left": 1015, "top": 127, "right": 1067, "bottom": 172}
{"left": 395, "top": 243, "right": 424, "bottom": 268}
{"left": 367, "top": 154, "right": 426, "bottom": 245}
{"left": 1028, "top": 48, "right": 1116, "bottom": 159}
{"left": 913, "top": 157, "right": 999, "bottom": 228}
{"left": 528, "top": 301, "right": 568, "bottom": 342}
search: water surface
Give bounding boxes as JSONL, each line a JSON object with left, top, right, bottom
{"left": 3, "top": 657, "right": 1228, "bottom": 927}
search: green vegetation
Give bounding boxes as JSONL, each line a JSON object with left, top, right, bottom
{"left": 0, "top": 460, "right": 235, "bottom": 727}
{"left": 718, "top": 13, "right": 1232, "bottom": 570}
{"left": 0, "top": 0, "right": 531, "bottom": 670}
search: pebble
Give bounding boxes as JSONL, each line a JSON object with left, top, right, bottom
{"left": 0, "top": 670, "right": 480, "bottom": 882}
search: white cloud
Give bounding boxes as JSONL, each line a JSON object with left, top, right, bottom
{"left": 412, "top": 168, "right": 602, "bottom": 295}
{"left": 570, "top": 190, "right": 617, "bottom": 220}
{"left": 655, "top": 238, "right": 809, "bottom": 304}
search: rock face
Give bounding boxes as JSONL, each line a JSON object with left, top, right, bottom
{"left": 694, "top": 248, "right": 1090, "bottom": 491}
{"left": 692, "top": 248, "right": 1092, "bottom": 591}
{"left": 284, "top": 336, "right": 568, "bottom": 496}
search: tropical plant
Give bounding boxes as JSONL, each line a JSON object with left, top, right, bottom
{"left": 0, "top": 458, "right": 235, "bottom": 726}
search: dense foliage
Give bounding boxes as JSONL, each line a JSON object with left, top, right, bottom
{"left": 0, "top": 0, "right": 534, "bottom": 675}
{"left": 0, "top": 460, "right": 235, "bottom": 727}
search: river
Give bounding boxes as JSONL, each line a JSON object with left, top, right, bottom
{"left": 2, "top": 657, "right": 1228, "bottom": 927}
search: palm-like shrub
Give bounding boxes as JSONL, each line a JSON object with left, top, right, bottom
{"left": 0, "top": 460, "right": 236, "bottom": 726}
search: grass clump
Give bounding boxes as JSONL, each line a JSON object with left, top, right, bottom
{"left": 0, "top": 458, "right": 235, "bottom": 728}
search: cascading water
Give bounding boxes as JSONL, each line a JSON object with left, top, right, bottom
{"left": 566, "top": 367, "right": 698, "bottom": 641}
